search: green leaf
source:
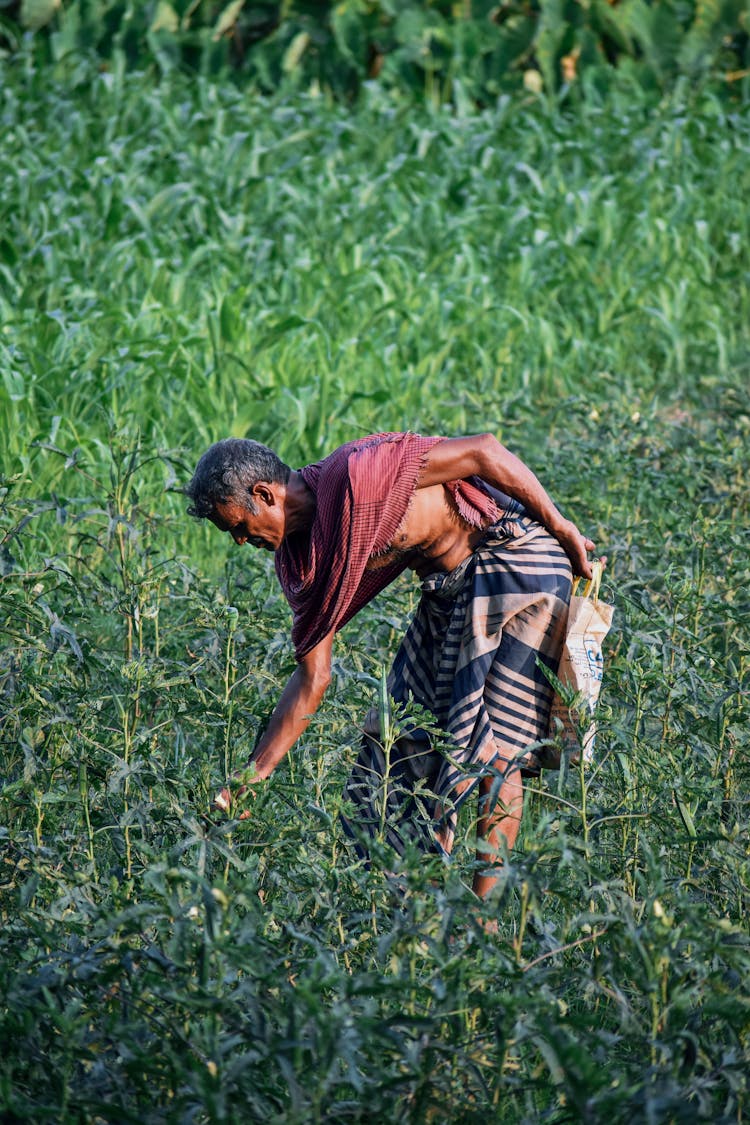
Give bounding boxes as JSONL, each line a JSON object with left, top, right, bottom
{"left": 252, "top": 315, "right": 309, "bottom": 353}
{"left": 673, "top": 790, "right": 698, "bottom": 839}
{"left": 20, "top": 0, "right": 59, "bottom": 32}
{"left": 282, "top": 30, "right": 311, "bottom": 72}
{"left": 213, "top": 0, "right": 246, "bottom": 41}
{"left": 331, "top": 3, "right": 367, "bottom": 67}
{"left": 678, "top": 0, "right": 740, "bottom": 74}
{"left": 150, "top": 2, "right": 179, "bottom": 34}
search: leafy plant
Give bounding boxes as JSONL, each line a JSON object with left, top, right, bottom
{"left": 2, "top": 0, "right": 748, "bottom": 98}
{"left": 1, "top": 57, "right": 749, "bottom": 1122}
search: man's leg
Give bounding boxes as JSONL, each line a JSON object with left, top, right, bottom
{"left": 472, "top": 767, "right": 524, "bottom": 899}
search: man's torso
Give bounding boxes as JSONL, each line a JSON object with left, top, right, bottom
{"left": 366, "top": 483, "right": 486, "bottom": 578}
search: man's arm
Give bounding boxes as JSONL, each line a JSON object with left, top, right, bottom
{"left": 214, "top": 628, "right": 334, "bottom": 811}
{"left": 417, "top": 433, "right": 595, "bottom": 578}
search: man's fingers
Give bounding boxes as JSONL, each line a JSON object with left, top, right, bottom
{"left": 213, "top": 788, "right": 232, "bottom": 812}
{"left": 212, "top": 779, "right": 259, "bottom": 817}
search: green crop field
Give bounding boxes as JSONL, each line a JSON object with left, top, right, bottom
{"left": 1, "top": 44, "right": 749, "bottom": 1124}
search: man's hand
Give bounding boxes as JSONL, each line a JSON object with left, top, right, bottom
{"left": 210, "top": 631, "right": 335, "bottom": 822}
{"left": 213, "top": 785, "right": 244, "bottom": 814}
{"left": 213, "top": 768, "right": 261, "bottom": 819}
{"left": 213, "top": 786, "right": 232, "bottom": 812}
{"left": 550, "top": 518, "right": 597, "bottom": 579}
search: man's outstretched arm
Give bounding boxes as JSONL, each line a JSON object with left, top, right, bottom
{"left": 215, "top": 628, "right": 334, "bottom": 810}
{"left": 416, "top": 432, "right": 596, "bottom": 578}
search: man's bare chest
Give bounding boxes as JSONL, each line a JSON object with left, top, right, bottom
{"left": 366, "top": 485, "right": 483, "bottom": 574}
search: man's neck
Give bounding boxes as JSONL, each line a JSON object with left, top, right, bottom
{"left": 283, "top": 471, "right": 316, "bottom": 535}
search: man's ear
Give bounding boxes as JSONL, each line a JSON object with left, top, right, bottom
{"left": 251, "top": 481, "right": 277, "bottom": 508}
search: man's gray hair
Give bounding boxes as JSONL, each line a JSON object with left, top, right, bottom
{"left": 186, "top": 438, "right": 292, "bottom": 518}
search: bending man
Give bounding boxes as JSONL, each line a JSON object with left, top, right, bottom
{"left": 186, "top": 432, "right": 597, "bottom": 898}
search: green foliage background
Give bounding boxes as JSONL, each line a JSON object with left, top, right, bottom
{"left": 0, "top": 21, "right": 749, "bottom": 1125}
{"left": 2, "top": 0, "right": 749, "bottom": 99}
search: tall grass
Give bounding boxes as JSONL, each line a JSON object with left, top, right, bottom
{"left": 2, "top": 54, "right": 748, "bottom": 484}
{"left": 1, "top": 53, "right": 749, "bottom": 1123}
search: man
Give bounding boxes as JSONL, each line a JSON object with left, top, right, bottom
{"left": 186, "top": 431, "right": 597, "bottom": 898}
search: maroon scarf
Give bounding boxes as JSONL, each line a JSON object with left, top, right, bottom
{"left": 275, "top": 432, "right": 500, "bottom": 659}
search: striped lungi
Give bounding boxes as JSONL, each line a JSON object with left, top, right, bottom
{"left": 341, "top": 511, "right": 572, "bottom": 858}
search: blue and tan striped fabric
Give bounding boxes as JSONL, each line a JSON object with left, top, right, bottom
{"left": 342, "top": 510, "right": 572, "bottom": 858}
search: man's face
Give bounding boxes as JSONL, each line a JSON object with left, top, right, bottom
{"left": 209, "top": 489, "right": 285, "bottom": 552}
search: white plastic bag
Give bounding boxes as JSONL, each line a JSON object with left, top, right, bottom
{"left": 541, "top": 560, "right": 614, "bottom": 768}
